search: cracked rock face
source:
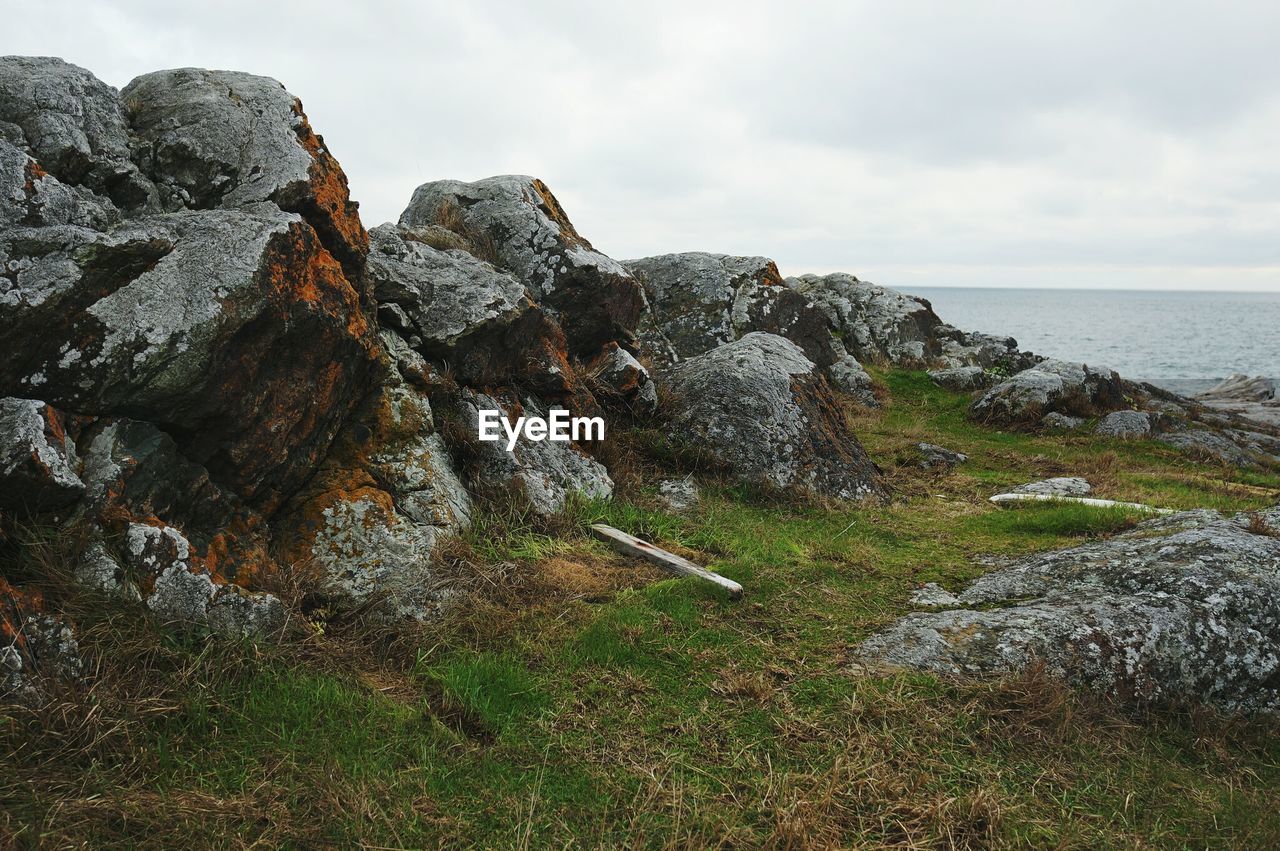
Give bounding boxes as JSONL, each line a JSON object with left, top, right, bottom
{"left": 453, "top": 389, "right": 613, "bottom": 516}
{"left": 970, "top": 360, "right": 1126, "bottom": 428}
{"left": 626, "top": 252, "right": 874, "bottom": 401}
{"left": 0, "top": 56, "right": 156, "bottom": 211}
{"left": 659, "top": 332, "right": 883, "bottom": 500}
{"left": 399, "top": 175, "right": 643, "bottom": 356}
{"left": 856, "top": 507, "right": 1280, "bottom": 712}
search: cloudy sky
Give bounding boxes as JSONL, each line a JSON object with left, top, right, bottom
{"left": 6, "top": 1, "right": 1280, "bottom": 290}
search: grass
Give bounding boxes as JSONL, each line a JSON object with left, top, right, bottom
{"left": 3, "top": 370, "right": 1279, "bottom": 847}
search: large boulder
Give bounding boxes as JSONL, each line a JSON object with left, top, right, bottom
{"left": 365, "top": 223, "right": 582, "bottom": 397}
{"left": 0, "top": 56, "right": 155, "bottom": 210}
{"left": 786, "top": 273, "right": 1036, "bottom": 371}
{"left": 970, "top": 360, "right": 1126, "bottom": 428}
{"left": 449, "top": 388, "right": 613, "bottom": 515}
{"left": 625, "top": 252, "right": 874, "bottom": 401}
{"left": 399, "top": 175, "right": 643, "bottom": 356}
{"left": 0, "top": 206, "right": 381, "bottom": 508}
{"left": 658, "top": 333, "right": 882, "bottom": 500}
{"left": 121, "top": 68, "right": 368, "bottom": 277}
{"left": 856, "top": 507, "right": 1280, "bottom": 712}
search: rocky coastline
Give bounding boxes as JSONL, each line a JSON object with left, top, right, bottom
{"left": 2, "top": 56, "right": 1279, "bottom": 718}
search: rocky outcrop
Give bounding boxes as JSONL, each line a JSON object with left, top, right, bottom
{"left": 399, "top": 175, "right": 643, "bottom": 356}
{"left": 1195, "top": 375, "right": 1280, "bottom": 429}
{"left": 625, "top": 252, "right": 876, "bottom": 402}
{"left": 970, "top": 360, "right": 1126, "bottom": 427}
{"left": 856, "top": 506, "right": 1280, "bottom": 712}
{"left": 659, "top": 333, "right": 882, "bottom": 500}
{"left": 786, "top": 273, "right": 1037, "bottom": 371}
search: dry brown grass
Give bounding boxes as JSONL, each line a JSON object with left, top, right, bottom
{"left": 430, "top": 199, "right": 500, "bottom": 266}
{"left": 1246, "top": 512, "right": 1279, "bottom": 537}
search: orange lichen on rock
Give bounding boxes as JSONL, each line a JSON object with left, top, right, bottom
{"left": 289, "top": 99, "right": 369, "bottom": 278}
{"left": 0, "top": 576, "right": 44, "bottom": 649}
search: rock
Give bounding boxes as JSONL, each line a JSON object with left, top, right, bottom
{"left": 1, "top": 138, "right": 119, "bottom": 229}
{"left": 657, "top": 478, "right": 699, "bottom": 512}
{"left": 928, "top": 366, "right": 990, "bottom": 392}
{"left": 1, "top": 205, "right": 381, "bottom": 509}
{"left": 786, "top": 273, "right": 1036, "bottom": 370}
{"left": 0, "top": 397, "right": 83, "bottom": 511}
{"left": 1193, "top": 375, "right": 1280, "bottom": 430}
{"left": 1040, "top": 412, "right": 1085, "bottom": 431}
{"left": 855, "top": 506, "right": 1280, "bottom": 712}
{"left": 365, "top": 223, "right": 581, "bottom": 393}
{"left": 0, "top": 57, "right": 155, "bottom": 210}
{"left": 1094, "top": 410, "right": 1152, "bottom": 439}
{"left": 916, "top": 443, "right": 968, "bottom": 470}
{"left": 970, "top": 360, "right": 1126, "bottom": 428}
{"left": 0, "top": 577, "right": 82, "bottom": 704}
{"left": 909, "top": 582, "right": 961, "bottom": 608}
{"left": 626, "top": 252, "right": 874, "bottom": 403}
{"left": 1157, "top": 430, "right": 1259, "bottom": 469}
{"left": 399, "top": 175, "right": 643, "bottom": 356}
{"left": 658, "top": 333, "right": 883, "bottom": 500}
{"left": 1011, "top": 477, "right": 1092, "bottom": 497}
{"left": 587, "top": 342, "right": 658, "bottom": 415}
{"left": 1198, "top": 374, "right": 1275, "bottom": 403}
{"left": 626, "top": 252, "right": 842, "bottom": 366}
{"left": 122, "top": 68, "right": 367, "bottom": 276}
{"left": 279, "top": 348, "right": 473, "bottom": 620}
{"left": 452, "top": 389, "right": 613, "bottom": 515}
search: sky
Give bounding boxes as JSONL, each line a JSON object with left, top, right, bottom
{"left": 5, "top": 0, "right": 1280, "bottom": 291}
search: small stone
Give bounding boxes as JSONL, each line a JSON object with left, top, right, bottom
{"left": 657, "top": 478, "right": 699, "bottom": 512}
{"left": 1041, "top": 412, "right": 1085, "bottom": 431}
{"left": 1011, "top": 477, "right": 1092, "bottom": 497}
{"left": 916, "top": 443, "right": 968, "bottom": 470}
{"left": 928, "top": 366, "right": 990, "bottom": 392}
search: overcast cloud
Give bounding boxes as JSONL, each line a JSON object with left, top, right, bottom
{"left": 5, "top": 0, "right": 1279, "bottom": 290}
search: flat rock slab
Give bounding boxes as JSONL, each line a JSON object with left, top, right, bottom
{"left": 856, "top": 506, "right": 1280, "bottom": 712}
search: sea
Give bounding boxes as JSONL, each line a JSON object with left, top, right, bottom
{"left": 910, "top": 287, "right": 1280, "bottom": 393}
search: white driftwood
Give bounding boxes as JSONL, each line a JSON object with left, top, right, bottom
{"left": 989, "top": 493, "right": 1173, "bottom": 514}
{"left": 589, "top": 524, "right": 743, "bottom": 598}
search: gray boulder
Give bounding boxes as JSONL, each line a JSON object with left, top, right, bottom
{"left": 786, "top": 273, "right": 1035, "bottom": 370}
{"left": 928, "top": 366, "right": 990, "bottom": 392}
{"left": 0, "top": 56, "right": 155, "bottom": 210}
{"left": 453, "top": 389, "right": 613, "bottom": 515}
{"left": 1194, "top": 375, "right": 1280, "bottom": 430}
{"left": 122, "top": 68, "right": 367, "bottom": 275}
{"left": 399, "top": 175, "right": 643, "bottom": 355}
{"left": 970, "top": 360, "right": 1126, "bottom": 427}
{"left": 0, "top": 397, "right": 83, "bottom": 511}
{"left": 1040, "top": 412, "right": 1085, "bottom": 431}
{"left": 1094, "top": 409, "right": 1152, "bottom": 439}
{"left": 856, "top": 506, "right": 1280, "bottom": 712}
{"left": 658, "top": 333, "right": 882, "bottom": 500}
{"left": 657, "top": 478, "right": 699, "bottom": 512}
{"left": 1158, "top": 430, "right": 1260, "bottom": 469}
{"left": 1011, "top": 476, "right": 1092, "bottom": 497}
{"left": 1, "top": 138, "right": 118, "bottom": 229}
{"left": 0, "top": 206, "right": 381, "bottom": 508}
{"left": 916, "top": 443, "right": 968, "bottom": 470}
{"left": 626, "top": 252, "right": 875, "bottom": 402}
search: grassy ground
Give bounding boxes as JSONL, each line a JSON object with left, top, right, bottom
{"left": 4, "top": 371, "right": 1280, "bottom": 848}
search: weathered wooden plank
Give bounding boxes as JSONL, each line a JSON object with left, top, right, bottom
{"left": 989, "top": 493, "right": 1173, "bottom": 514}
{"left": 589, "top": 523, "right": 743, "bottom": 599}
